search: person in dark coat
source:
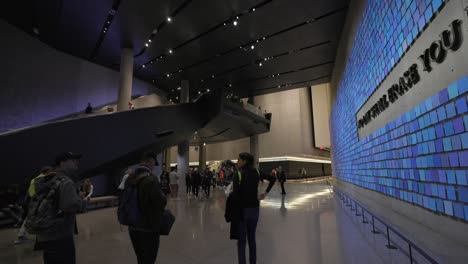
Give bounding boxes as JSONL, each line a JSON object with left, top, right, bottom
{"left": 191, "top": 169, "right": 201, "bottom": 198}
{"left": 233, "top": 152, "right": 276, "bottom": 264}
{"left": 185, "top": 170, "right": 192, "bottom": 196}
{"left": 278, "top": 166, "right": 286, "bottom": 195}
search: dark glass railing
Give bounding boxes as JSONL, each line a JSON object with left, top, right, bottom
{"left": 334, "top": 189, "right": 439, "bottom": 264}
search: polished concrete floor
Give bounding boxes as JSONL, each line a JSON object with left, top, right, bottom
{"left": 0, "top": 181, "right": 412, "bottom": 264}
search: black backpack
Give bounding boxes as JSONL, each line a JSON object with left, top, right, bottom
{"left": 117, "top": 173, "right": 149, "bottom": 228}
{"left": 25, "top": 173, "right": 67, "bottom": 234}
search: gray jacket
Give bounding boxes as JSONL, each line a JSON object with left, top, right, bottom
{"left": 36, "top": 169, "right": 84, "bottom": 241}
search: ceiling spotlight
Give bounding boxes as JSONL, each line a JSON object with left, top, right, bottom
{"left": 145, "top": 43, "right": 149, "bottom": 47}
{"left": 203, "top": 143, "right": 206, "bottom": 146}
{"left": 240, "top": 46, "right": 243, "bottom": 49}
{"left": 263, "top": 37, "right": 266, "bottom": 40}
{"left": 224, "top": 23, "right": 227, "bottom": 26}
{"left": 253, "top": 8, "right": 256, "bottom": 12}
{"left": 259, "top": 63, "right": 262, "bottom": 67}
{"left": 198, "top": 91, "right": 201, "bottom": 94}
{"left": 207, "top": 89, "right": 210, "bottom": 92}
{"left": 256, "top": 40, "right": 259, "bottom": 43}
{"left": 264, "top": 58, "right": 267, "bottom": 61}
{"left": 177, "top": 87, "right": 181, "bottom": 90}
{"left": 107, "top": 21, "right": 110, "bottom": 24}
{"left": 142, "top": 65, "right": 145, "bottom": 68}
{"left": 233, "top": 20, "right": 238, "bottom": 26}
{"left": 166, "top": 73, "right": 170, "bottom": 77}
{"left": 211, "top": 75, "right": 215, "bottom": 78}
{"left": 236, "top": 16, "right": 239, "bottom": 19}
{"left": 167, "top": 17, "right": 172, "bottom": 22}
{"left": 251, "top": 45, "right": 255, "bottom": 50}
{"left": 229, "top": 84, "right": 232, "bottom": 87}
{"left": 176, "top": 97, "right": 179, "bottom": 99}
{"left": 201, "top": 79, "right": 204, "bottom": 82}
{"left": 148, "top": 39, "right": 152, "bottom": 43}
{"left": 169, "top": 49, "right": 173, "bottom": 54}
{"left": 278, "top": 85, "right": 281, "bottom": 88}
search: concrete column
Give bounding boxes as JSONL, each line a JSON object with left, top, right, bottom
{"left": 177, "top": 80, "right": 190, "bottom": 178}
{"left": 177, "top": 141, "right": 189, "bottom": 179}
{"left": 162, "top": 148, "right": 172, "bottom": 172}
{"left": 248, "top": 95, "right": 260, "bottom": 169}
{"left": 180, "top": 80, "right": 190, "bottom": 103}
{"left": 117, "top": 48, "right": 134, "bottom": 111}
{"left": 198, "top": 142, "right": 206, "bottom": 171}
{"left": 250, "top": 136, "right": 259, "bottom": 169}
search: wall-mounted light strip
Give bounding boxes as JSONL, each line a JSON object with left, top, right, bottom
{"left": 169, "top": 156, "right": 331, "bottom": 167}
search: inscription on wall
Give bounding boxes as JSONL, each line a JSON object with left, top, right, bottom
{"left": 357, "top": 20, "right": 463, "bottom": 130}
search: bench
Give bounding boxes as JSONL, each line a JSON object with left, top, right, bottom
{"left": 86, "top": 196, "right": 119, "bottom": 211}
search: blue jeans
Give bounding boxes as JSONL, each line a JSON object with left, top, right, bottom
{"left": 237, "top": 207, "right": 260, "bottom": 264}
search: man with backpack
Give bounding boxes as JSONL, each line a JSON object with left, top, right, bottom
{"left": 25, "top": 152, "right": 85, "bottom": 264}
{"left": 118, "top": 151, "right": 167, "bottom": 264}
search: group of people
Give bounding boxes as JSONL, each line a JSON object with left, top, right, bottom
{"left": 9, "top": 149, "right": 288, "bottom": 264}
{"left": 185, "top": 168, "right": 215, "bottom": 198}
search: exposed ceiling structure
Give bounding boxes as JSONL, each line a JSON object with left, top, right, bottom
{"left": 1, "top": 0, "right": 349, "bottom": 101}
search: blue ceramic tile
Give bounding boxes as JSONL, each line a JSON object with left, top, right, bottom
{"left": 448, "top": 82, "right": 459, "bottom": 99}
{"left": 443, "top": 138, "right": 452, "bottom": 151}
{"left": 437, "top": 107, "right": 447, "bottom": 121}
{"left": 447, "top": 186, "right": 456, "bottom": 200}
{"left": 456, "top": 170, "right": 467, "bottom": 185}
{"left": 459, "top": 150, "right": 468, "bottom": 166}
{"left": 453, "top": 117, "right": 465, "bottom": 134}
{"left": 446, "top": 103, "right": 456, "bottom": 118}
{"left": 444, "top": 201, "right": 453, "bottom": 216}
{"left": 452, "top": 135, "right": 462, "bottom": 150}
{"left": 458, "top": 187, "right": 468, "bottom": 203}
{"left": 444, "top": 121, "right": 454, "bottom": 136}
{"left": 456, "top": 97, "right": 468, "bottom": 114}
{"left": 461, "top": 132, "right": 468, "bottom": 149}
{"left": 439, "top": 89, "right": 449, "bottom": 104}
{"left": 453, "top": 203, "right": 464, "bottom": 219}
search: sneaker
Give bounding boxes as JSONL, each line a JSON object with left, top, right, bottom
{"left": 13, "top": 236, "right": 29, "bottom": 245}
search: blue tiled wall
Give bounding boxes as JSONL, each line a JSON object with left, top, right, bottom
{"left": 331, "top": 0, "right": 468, "bottom": 222}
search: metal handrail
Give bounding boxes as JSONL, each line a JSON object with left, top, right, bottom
{"left": 334, "top": 189, "right": 439, "bottom": 264}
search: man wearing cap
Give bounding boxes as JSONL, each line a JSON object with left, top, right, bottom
{"left": 29, "top": 152, "right": 85, "bottom": 264}
{"left": 123, "top": 151, "right": 167, "bottom": 264}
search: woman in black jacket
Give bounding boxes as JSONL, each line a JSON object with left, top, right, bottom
{"left": 233, "top": 152, "right": 276, "bottom": 264}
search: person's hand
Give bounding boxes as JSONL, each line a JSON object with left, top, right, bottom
{"left": 258, "top": 193, "right": 267, "bottom": 200}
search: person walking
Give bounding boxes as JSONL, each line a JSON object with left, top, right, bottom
{"left": 192, "top": 169, "right": 201, "bottom": 198}
{"left": 169, "top": 167, "right": 179, "bottom": 198}
{"left": 160, "top": 171, "right": 171, "bottom": 196}
{"left": 234, "top": 152, "right": 276, "bottom": 264}
{"left": 278, "top": 166, "right": 286, "bottom": 195}
{"left": 203, "top": 169, "right": 213, "bottom": 198}
{"left": 25, "top": 152, "right": 85, "bottom": 264}
{"left": 118, "top": 151, "right": 167, "bottom": 264}
{"left": 185, "top": 170, "right": 192, "bottom": 196}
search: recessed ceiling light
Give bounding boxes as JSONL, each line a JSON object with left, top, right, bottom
{"left": 169, "top": 49, "right": 173, "bottom": 54}
{"left": 236, "top": 16, "right": 239, "bottom": 19}
{"left": 233, "top": 21, "right": 238, "bottom": 26}
{"left": 256, "top": 40, "right": 259, "bottom": 43}
{"left": 142, "top": 65, "right": 145, "bottom": 68}
{"left": 166, "top": 73, "right": 170, "bottom": 77}
{"left": 229, "top": 84, "right": 232, "bottom": 87}
{"left": 207, "top": 89, "right": 210, "bottom": 92}
{"left": 148, "top": 39, "right": 152, "bottom": 43}
{"left": 251, "top": 45, "right": 255, "bottom": 50}
{"left": 224, "top": 22, "right": 227, "bottom": 26}
{"left": 167, "top": 17, "right": 172, "bottom": 22}
{"left": 145, "top": 43, "right": 149, "bottom": 47}
{"left": 263, "top": 37, "right": 266, "bottom": 40}
{"left": 259, "top": 63, "right": 262, "bottom": 66}
{"left": 253, "top": 8, "right": 256, "bottom": 12}
{"left": 211, "top": 75, "right": 215, "bottom": 78}
{"left": 177, "top": 87, "right": 181, "bottom": 90}
{"left": 107, "top": 21, "right": 110, "bottom": 24}
{"left": 198, "top": 91, "right": 201, "bottom": 94}
{"left": 176, "top": 97, "right": 179, "bottom": 99}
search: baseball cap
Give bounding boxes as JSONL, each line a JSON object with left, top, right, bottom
{"left": 55, "top": 152, "right": 82, "bottom": 165}
{"left": 142, "top": 151, "right": 159, "bottom": 165}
